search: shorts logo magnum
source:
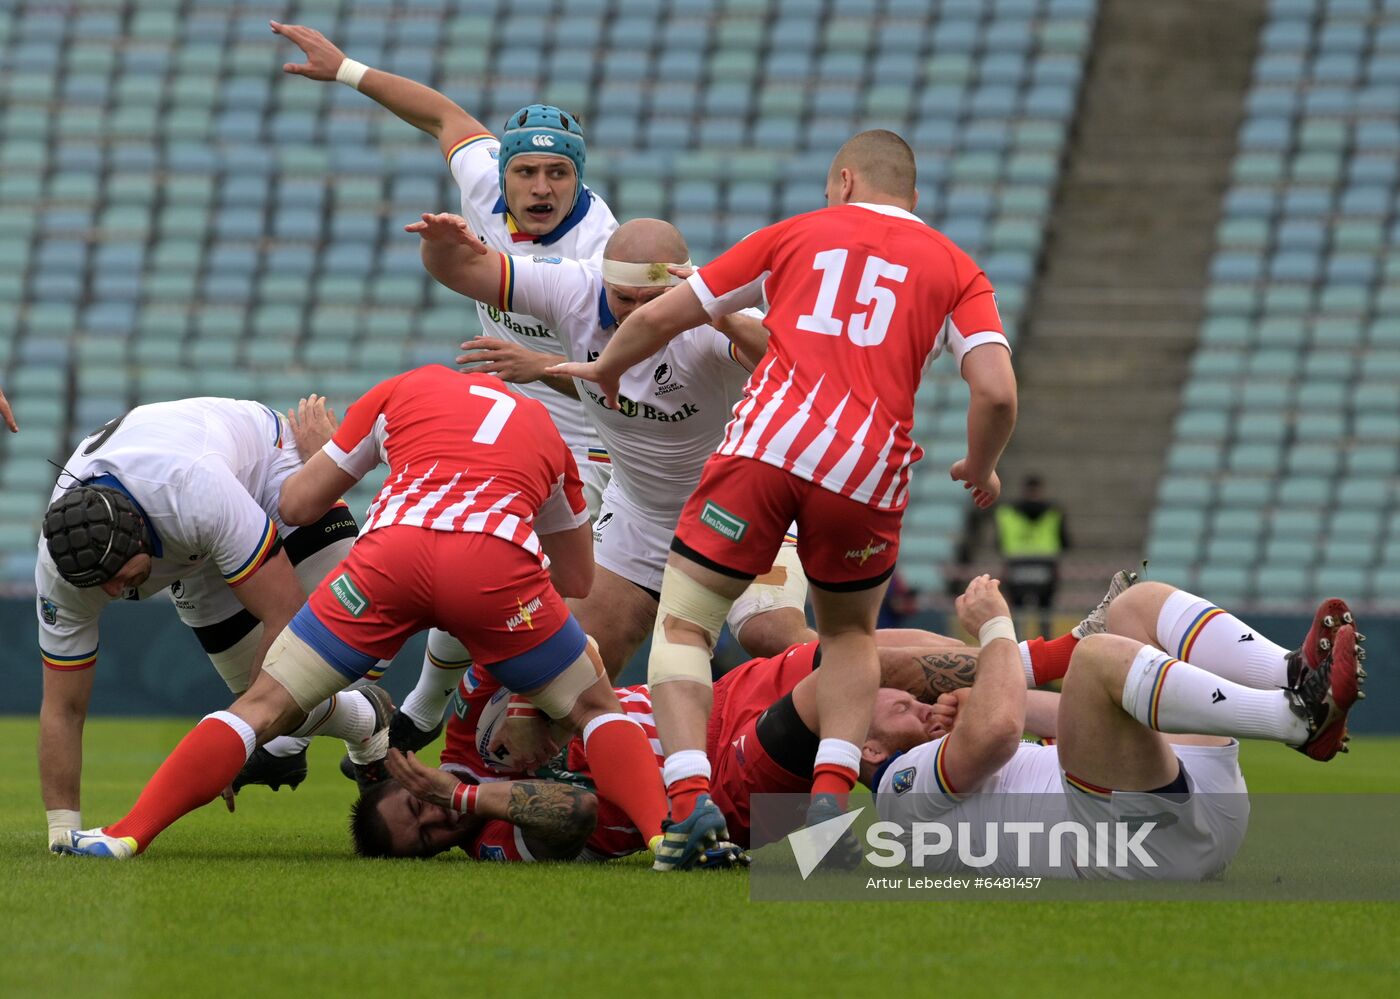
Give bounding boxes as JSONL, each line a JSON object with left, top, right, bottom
{"left": 507, "top": 595, "right": 543, "bottom": 632}
{"left": 329, "top": 572, "right": 370, "bottom": 618}
{"left": 845, "top": 539, "right": 889, "bottom": 565}
{"left": 700, "top": 501, "right": 748, "bottom": 543}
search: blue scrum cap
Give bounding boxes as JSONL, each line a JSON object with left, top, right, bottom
{"left": 498, "top": 104, "right": 587, "bottom": 209}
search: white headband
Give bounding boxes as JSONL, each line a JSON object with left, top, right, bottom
{"left": 600, "top": 259, "right": 692, "bottom": 287}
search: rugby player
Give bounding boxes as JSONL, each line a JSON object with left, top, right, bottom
{"left": 870, "top": 577, "right": 1366, "bottom": 880}
{"left": 37, "top": 397, "right": 390, "bottom": 851}
{"left": 356, "top": 634, "right": 988, "bottom": 861}
{"left": 272, "top": 20, "right": 619, "bottom": 753}
{"left": 57, "top": 367, "right": 671, "bottom": 860}
{"left": 413, "top": 211, "right": 816, "bottom": 676}
{"left": 553, "top": 129, "right": 1018, "bottom": 868}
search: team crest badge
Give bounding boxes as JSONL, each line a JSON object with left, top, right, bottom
{"left": 892, "top": 767, "right": 917, "bottom": 795}
{"left": 39, "top": 596, "right": 58, "bottom": 626}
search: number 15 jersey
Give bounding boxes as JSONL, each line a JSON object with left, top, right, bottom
{"left": 325, "top": 365, "right": 588, "bottom": 560}
{"left": 688, "top": 202, "right": 1010, "bottom": 511}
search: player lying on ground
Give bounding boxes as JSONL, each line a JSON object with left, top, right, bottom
{"left": 36, "top": 397, "right": 392, "bottom": 852}
{"left": 552, "top": 129, "right": 1018, "bottom": 870}
{"left": 56, "top": 367, "right": 684, "bottom": 863}
{"left": 415, "top": 210, "right": 825, "bottom": 675}
{"left": 865, "top": 577, "right": 1366, "bottom": 880}
{"left": 353, "top": 567, "right": 1131, "bottom": 860}
{"left": 273, "top": 19, "right": 618, "bottom": 756}
{"left": 354, "top": 635, "right": 988, "bottom": 861}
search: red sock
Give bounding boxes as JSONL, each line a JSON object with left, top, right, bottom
{"left": 666, "top": 775, "right": 711, "bottom": 824}
{"left": 811, "top": 763, "right": 858, "bottom": 805}
{"left": 106, "top": 714, "right": 252, "bottom": 851}
{"left": 582, "top": 715, "right": 669, "bottom": 843}
{"left": 1025, "top": 633, "right": 1080, "bottom": 685}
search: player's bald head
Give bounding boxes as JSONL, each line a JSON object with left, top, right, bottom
{"left": 827, "top": 129, "right": 918, "bottom": 203}
{"left": 603, "top": 218, "right": 690, "bottom": 265}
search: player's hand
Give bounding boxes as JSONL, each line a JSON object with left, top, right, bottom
{"left": 949, "top": 459, "right": 1001, "bottom": 509}
{"left": 489, "top": 711, "right": 560, "bottom": 772}
{"left": 456, "top": 337, "right": 554, "bottom": 384}
{"left": 0, "top": 387, "right": 16, "bottom": 433}
{"left": 220, "top": 784, "right": 237, "bottom": 813}
{"left": 545, "top": 360, "right": 619, "bottom": 409}
{"left": 286, "top": 394, "right": 340, "bottom": 461}
{"left": 405, "top": 212, "right": 489, "bottom": 252}
{"left": 385, "top": 748, "right": 461, "bottom": 809}
{"left": 928, "top": 689, "right": 971, "bottom": 738}
{"left": 955, "top": 573, "right": 1012, "bottom": 637}
{"left": 270, "top": 21, "right": 348, "bottom": 82}
{"left": 666, "top": 264, "right": 695, "bottom": 280}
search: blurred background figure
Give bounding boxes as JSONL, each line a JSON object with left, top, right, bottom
{"left": 993, "top": 474, "right": 1070, "bottom": 637}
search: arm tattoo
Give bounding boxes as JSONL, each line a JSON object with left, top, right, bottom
{"left": 916, "top": 652, "right": 979, "bottom": 699}
{"left": 507, "top": 781, "right": 596, "bottom": 859}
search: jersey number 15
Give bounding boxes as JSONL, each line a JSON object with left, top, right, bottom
{"left": 796, "top": 249, "right": 909, "bottom": 346}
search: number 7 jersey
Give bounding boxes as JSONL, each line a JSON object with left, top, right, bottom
{"left": 688, "top": 202, "right": 1010, "bottom": 510}
{"left": 325, "top": 366, "right": 588, "bottom": 559}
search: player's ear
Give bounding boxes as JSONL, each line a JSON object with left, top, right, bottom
{"left": 861, "top": 740, "right": 889, "bottom": 767}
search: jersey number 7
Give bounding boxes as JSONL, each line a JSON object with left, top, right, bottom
{"left": 469, "top": 384, "right": 517, "bottom": 445}
{"left": 796, "top": 249, "right": 909, "bottom": 347}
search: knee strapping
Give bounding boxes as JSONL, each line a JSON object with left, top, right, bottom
{"left": 649, "top": 566, "right": 732, "bottom": 687}
{"left": 260, "top": 628, "right": 350, "bottom": 712}
{"left": 529, "top": 651, "right": 603, "bottom": 719}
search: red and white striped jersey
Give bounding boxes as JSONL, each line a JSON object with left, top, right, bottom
{"left": 325, "top": 366, "right": 587, "bottom": 559}
{"left": 689, "top": 202, "right": 1009, "bottom": 510}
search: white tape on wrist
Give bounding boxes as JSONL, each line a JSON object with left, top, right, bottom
{"left": 336, "top": 58, "right": 369, "bottom": 90}
{"left": 978, "top": 616, "right": 1017, "bottom": 647}
{"left": 47, "top": 808, "right": 81, "bottom": 845}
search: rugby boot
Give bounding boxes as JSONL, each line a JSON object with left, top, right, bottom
{"left": 1288, "top": 624, "right": 1363, "bottom": 762}
{"left": 1284, "top": 598, "right": 1358, "bottom": 688}
{"left": 54, "top": 828, "right": 138, "bottom": 859}
{"left": 652, "top": 793, "right": 730, "bottom": 872}
{"left": 1072, "top": 569, "right": 1140, "bottom": 640}
{"left": 804, "top": 793, "right": 863, "bottom": 871}
{"left": 232, "top": 746, "right": 308, "bottom": 793}
{"left": 388, "top": 708, "right": 445, "bottom": 753}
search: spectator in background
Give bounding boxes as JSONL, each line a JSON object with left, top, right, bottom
{"left": 994, "top": 475, "right": 1069, "bottom": 637}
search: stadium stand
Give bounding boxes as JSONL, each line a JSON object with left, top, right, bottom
{"left": 1148, "top": 0, "right": 1400, "bottom": 608}
{"left": 0, "top": 0, "right": 1099, "bottom": 587}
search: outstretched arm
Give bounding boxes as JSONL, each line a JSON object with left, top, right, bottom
{"left": 411, "top": 212, "right": 499, "bottom": 301}
{"left": 547, "top": 285, "right": 710, "bottom": 409}
{"left": 272, "top": 21, "right": 488, "bottom": 158}
{"left": 0, "top": 386, "right": 16, "bottom": 432}
{"left": 39, "top": 666, "right": 96, "bottom": 845}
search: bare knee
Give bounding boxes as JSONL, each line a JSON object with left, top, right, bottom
{"left": 1104, "top": 581, "right": 1174, "bottom": 642}
{"left": 738, "top": 608, "right": 816, "bottom": 658}
{"left": 1064, "top": 633, "right": 1142, "bottom": 698}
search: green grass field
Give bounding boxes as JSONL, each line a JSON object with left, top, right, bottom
{"left": 3, "top": 718, "right": 1397, "bottom": 998}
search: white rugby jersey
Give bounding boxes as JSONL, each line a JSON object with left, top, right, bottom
{"left": 495, "top": 254, "right": 753, "bottom": 526}
{"left": 35, "top": 399, "right": 296, "bottom": 671}
{"left": 447, "top": 133, "right": 616, "bottom": 470}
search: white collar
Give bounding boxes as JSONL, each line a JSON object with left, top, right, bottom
{"left": 847, "top": 201, "right": 924, "bottom": 224}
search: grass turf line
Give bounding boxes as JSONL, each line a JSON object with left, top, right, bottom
{"left": 2, "top": 718, "right": 1397, "bottom": 998}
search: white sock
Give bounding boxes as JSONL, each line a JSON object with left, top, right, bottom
{"left": 1121, "top": 647, "right": 1309, "bottom": 745}
{"left": 1018, "top": 641, "right": 1036, "bottom": 686}
{"left": 814, "top": 737, "right": 862, "bottom": 774}
{"left": 662, "top": 749, "right": 711, "bottom": 787}
{"left": 1157, "top": 591, "right": 1291, "bottom": 688}
{"left": 288, "top": 690, "right": 377, "bottom": 743}
{"left": 347, "top": 728, "right": 388, "bottom": 765}
{"left": 262, "top": 735, "right": 310, "bottom": 758}
{"left": 401, "top": 629, "right": 473, "bottom": 730}
{"left": 205, "top": 710, "right": 256, "bottom": 760}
